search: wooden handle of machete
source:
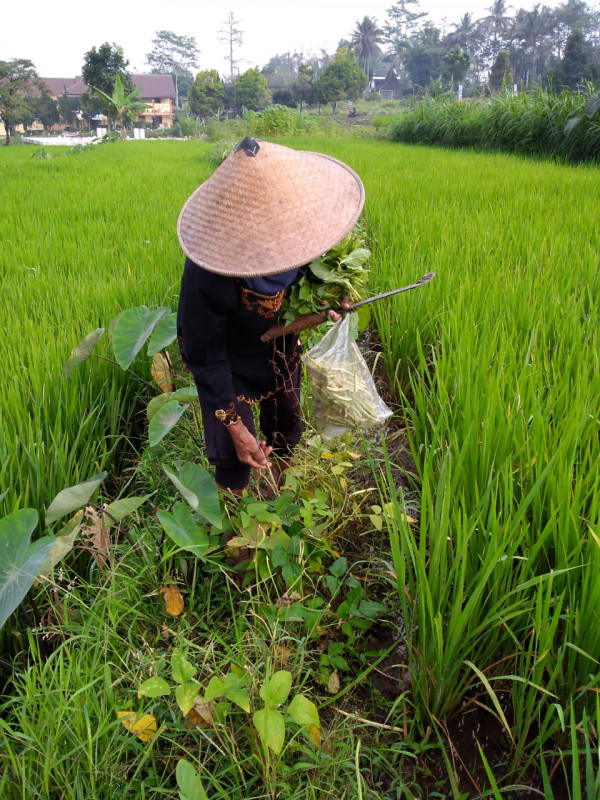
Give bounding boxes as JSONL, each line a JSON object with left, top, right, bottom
{"left": 260, "top": 310, "right": 330, "bottom": 343}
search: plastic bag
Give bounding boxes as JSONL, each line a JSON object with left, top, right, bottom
{"left": 303, "top": 313, "right": 393, "bottom": 440}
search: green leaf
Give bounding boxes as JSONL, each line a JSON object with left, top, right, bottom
{"left": 175, "top": 681, "right": 200, "bottom": 715}
{"left": 162, "top": 462, "right": 222, "bottom": 529}
{"left": 103, "top": 494, "right": 153, "bottom": 523}
{"left": 176, "top": 758, "right": 209, "bottom": 800}
{"left": 282, "top": 561, "right": 302, "bottom": 587}
{"left": 339, "top": 247, "right": 371, "bottom": 268}
{"left": 157, "top": 503, "right": 215, "bottom": 558}
{"left": 170, "top": 386, "right": 199, "bottom": 403}
{"left": 147, "top": 313, "right": 177, "bottom": 356}
{"left": 260, "top": 670, "right": 292, "bottom": 707}
{"left": 223, "top": 672, "right": 251, "bottom": 712}
{"left": 172, "top": 649, "right": 196, "bottom": 684}
{"left": 45, "top": 472, "right": 107, "bottom": 524}
{"left": 329, "top": 557, "right": 347, "bottom": 579}
{"left": 271, "top": 545, "right": 289, "bottom": 569}
{"left": 112, "top": 306, "right": 171, "bottom": 369}
{"left": 253, "top": 707, "right": 286, "bottom": 754}
{"left": 147, "top": 392, "right": 172, "bottom": 421}
{"left": 357, "top": 600, "right": 387, "bottom": 618}
{"left": 148, "top": 400, "right": 188, "bottom": 446}
{"left": 138, "top": 676, "right": 171, "bottom": 699}
{"left": 37, "top": 510, "right": 83, "bottom": 578}
{"left": 63, "top": 328, "right": 104, "bottom": 377}
{"left": 0, "top": 509, "right": 56, "bottom": 630}
{"left": 287, "top": 693, "right": 320, "bottom": 729}
{"left": 203, "top": 675, "right": 226, "bottom": 702}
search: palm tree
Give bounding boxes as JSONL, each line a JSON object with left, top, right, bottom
{"left": 349, "top": 16, "right": 384, "bottom": 77}
{"left": 478, "top": 0, "right": 514, "bottom": 56}
{"left": 510, "top": 4, "right": 554, "bottom": 83}
{"left": 90, "top": 74, "right": 147, "bottom": 139}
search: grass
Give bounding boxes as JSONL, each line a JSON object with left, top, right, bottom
{"left": 1, "top": 135, "right": 599, "bottom": 796}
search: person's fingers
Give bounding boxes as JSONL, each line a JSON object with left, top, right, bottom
{"left": 328, "top": 309, "right": 341, "bottom": 322}
{"left": 340, "top": 297, "right": 352, "bottom": 310}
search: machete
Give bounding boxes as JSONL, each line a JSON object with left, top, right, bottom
{"left": 260, "top": 272, "right": 436, "bottom": 343}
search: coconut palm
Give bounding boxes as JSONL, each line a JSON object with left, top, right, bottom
{"left": 90, "top": 74, "right": 147, "bottom": 139}
{"left": 510, "top": 4, "right": 554, "bottom": 83}
{"left": 349, "top": 16, "right": 384, "bottom": 77}
{"left": 478, "top": 0, "right": 514, "bottom": 56}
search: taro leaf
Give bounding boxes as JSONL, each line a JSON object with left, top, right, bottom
{"left": 170, "top": 386, "right": 199, "bottom": 403}
{"left": 103, "top": 493, "right": 153, "bottom": 523}
{"left": 176, "top": 681, "right": 200, "bottom": 715}
{"left": 162, "top": 462, "right": 222, "bottom": 529}
{"left": 148, "top": 400, "right": 188, "bottom": 447}
{"left": 156, "top": 503, "right": 216, "bottom": 558}
{"left": 37, "top": 510, "right": 83, "bottom": 579}
{"left": 112, "top": 306, "right": 171, "bottom": 369}
{"left": 172, "top": 649, "right": 196, "bottom": 684}
{"left": 176, "top": 758, "right": 209, "bottom": 800}
{"left": 585, "top": 92, "right": 600, "bottom": 118}
{"left": 287, "top": 693, "right": 320, "bottom": 729}
{"left": 147, "top": 313, "right": 177, "bottom": 356}
{"left": 151, "top": 353, "right": 174, "bottom": 393}
{"left": 138, "top": 676, "right": 170, "bottom": 699}
{"left": 45, "top": 472, "right": 107, "bottom": 525}
{"left": 260, "top": 670, "right": 292, "bottom": 708}
{"left": 0, "top": 509, "right": 56, "bottom": 630}
{"left": 107, "top": 310, "right": 125, "bottom": 342}
{"left": 63, "top": 328, "right": 105, "bottom": 377}
{"left": 253, "top": 707, "right": 286, "bottom": 754}
{"left": 147, "top": 392, "right": 172, "bottom": 421}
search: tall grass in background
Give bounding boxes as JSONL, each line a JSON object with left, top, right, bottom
{"left": 379, "top": 85, "right": 600, "bottom": 162}
{"left": 0, "top": 142, "right": 212, "bottom": 515}
{"left": 312, "top": 138, "right": 599, "bottom": 782}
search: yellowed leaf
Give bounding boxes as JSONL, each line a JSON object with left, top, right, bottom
{"left": 320, "top": 451, "right": 334, "bottom": 460}
{"left": 118, "top": 711, "right": 157, "bottom": 742}
{"left": 151, "top": 353, "right": 174, "bottom": 393}
{"left": 309, "top": 724, "right": 321, "bottom": 745}
{"left": 327, "top": 671, "right": 340, "bottom": 694}
{"left": 274, "top": 645, "right": 292, "bottom": 665}
{"left": 160, "top": 585, "right": 184, "bottom": 617}
{"left": 186, "top": 697, "right": 213, "bottom": 729}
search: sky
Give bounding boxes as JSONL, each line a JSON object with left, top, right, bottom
{"left": 4, "top": 0, "right": 542, "bottom": 78}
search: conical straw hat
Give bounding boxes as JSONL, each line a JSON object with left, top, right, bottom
{"left": 177, "top": 138, "right": 365, "bottom": 278}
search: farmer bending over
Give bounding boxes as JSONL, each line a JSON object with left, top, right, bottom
{"left": 176, "top": 137, "right": 364, "bottom": 494}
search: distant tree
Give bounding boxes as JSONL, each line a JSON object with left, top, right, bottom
{"left": 316, "top": 47, "right": 368, "bottom": 113}
{"left": 58, "top": 89, "right": 80, "bottom": 128}
{"left": 272, "top": 88, "right": 296, "bottom": 107}
{"left": 443, "top": 45, "right": 471, "bottom": 85}
{"left": 82, "top": 43, "right": 133, "bottom": 122}
{"left": 0, "top": 58, "right": 43, "bottom": 145}
{"left": 349, "top": 16, "right": 384, "bottom": 75}
{"left": 552, "top": 0, "right": 593, "bottom": 59}
{"left": 233, "top": 68, "right": 271, "bottom": 111}
{"left": 384, "top": 0, "right": 428, "bottom": 78}
{"left": 34, "top": 89, "right": 60, "bottom": 130}
{"left": 477, "top": 0, "right": 514, "bottom": 57}
{"left": 560, "top": 27, "right": 595, "bottom": 86}
{"left": 220, "top": 12, "right": 244, "bottom": 82}
{"left": 404, "top": 23, "right": 446, "bottom": 88}
{"left": 261, "top": 52, "right": 303, "bottom": 89}
{"left": 488, "top": 48, "right": 512, "bottom": 88}
{"left": 293, "top": 62, "right": 316, "bottom": 111}
{"left": 89, "top": 74, "right": 147, "bottom": 139}
{"left": 146, "top": 30, "right": 199, "bottom": 108}
{"left": 187, "top": 70, "right": 225, "bottom": 119}
{"left": 510, "top": 4, "right": 554, "bottom": 83}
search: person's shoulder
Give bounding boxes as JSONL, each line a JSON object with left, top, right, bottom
{"left": 184, "top": 258, "right": 234, "bottom": 287}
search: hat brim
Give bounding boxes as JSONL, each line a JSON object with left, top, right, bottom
{"left": 177, "top": 140, "right": 365, "bottom": 278}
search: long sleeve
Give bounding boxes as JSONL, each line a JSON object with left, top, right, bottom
{"left": 176, "top": 259, "right": 239, "bottom": 423}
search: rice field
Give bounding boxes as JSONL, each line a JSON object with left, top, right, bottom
{"left": 1, "top": 136, "right": 599, "bottom": 794}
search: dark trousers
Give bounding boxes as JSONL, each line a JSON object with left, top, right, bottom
{"left": 200, "top": 365, "right": 302, "bottom": 490}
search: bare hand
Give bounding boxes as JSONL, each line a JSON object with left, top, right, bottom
{"left": 328, "top": 296, "right": 352, "bottom": 323}
{"left": 228, "top": 421, "right": 273, "bottom": 470}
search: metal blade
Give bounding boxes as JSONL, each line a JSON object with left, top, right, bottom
{"left": 347, "top": 272, "right": 436, "bottom": 311}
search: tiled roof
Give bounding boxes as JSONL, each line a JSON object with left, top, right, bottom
{"left": 378, "top": 69, "right": 403, "bottom": 90}
{"left": 38, "top": 74, "right": 176, "bottom": 100}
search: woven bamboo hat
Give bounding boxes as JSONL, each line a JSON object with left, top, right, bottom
{"left": 177, "top": 138, "right": 365, "bottom": 278}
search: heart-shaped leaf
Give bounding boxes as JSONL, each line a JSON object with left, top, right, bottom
{"left": 0, "top": 509, "right": 56, "bottom": 630}
{"left": 287, "top": 693, "right": 320, "bottom": 729}
{"left": 151, "top": 353, "right": 174, "bottom": 393}
{"left": 157, "top": 503, "right": 216, "bottom": 558}
{"left": 171, "top": 649, "right": 196, "bottom": 684}
{"left": 163, "top": 463, "right": 222, "bottom": 529}
{"left": 138, "top": 676, "right": 170, "bottom": 699}
{"left": 148, "top": 400, "right": 188, "bottom": 447}
{"left": 63, "top": 328, "right": 105, "bottom": 377}
{"left": 103, "top": 494, "right": 153, "bottom": 523}
{"left": 147, "top": 392, "right": 173, "bottom": 421}
{"left": 37, "top": 510, "right": 83, "bottom": 579}
{"left": 118, "top": 711, "right": 157, "bottom": 742}
{"left": 176, "top": 681, "right": 200, "bottom": 715}
{"left": 147, "top": 313, "right": 177, "bottom": 356}
{"left": 45, "top": 472, "right": 107, "bottom": 524}
{"left": 112, "top": 306, "right": 171, "bottom": 369}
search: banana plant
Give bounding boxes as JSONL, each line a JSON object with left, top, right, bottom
{"left": 90, "top": 74, "right": 148, "bottom": 140}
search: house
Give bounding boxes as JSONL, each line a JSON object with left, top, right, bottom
{"left": 42, "top": 74, "right": 176, "bottom": 129}
{"left": 369, "top": 68, "right": 404, "bottom": 100}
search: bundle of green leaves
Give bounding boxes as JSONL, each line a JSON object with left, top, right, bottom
{"left": 281, "top": 227, "right": 371, "bottom": 324}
